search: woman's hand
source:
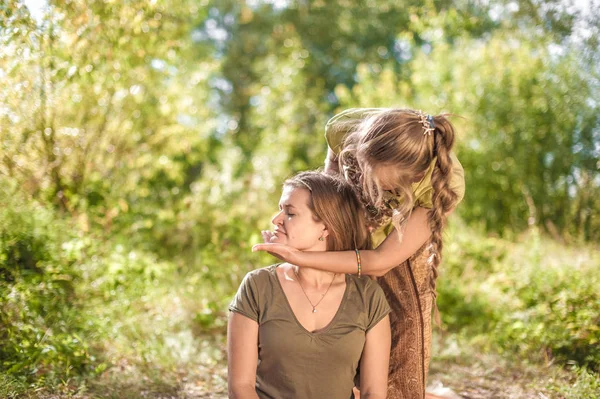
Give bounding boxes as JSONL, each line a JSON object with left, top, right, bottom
{"left": 260, "top": 229, "right": 277, "bottom": 244}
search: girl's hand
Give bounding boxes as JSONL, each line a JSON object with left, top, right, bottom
{"left": 252, "top": 240, "right": 300, "bottom": 264}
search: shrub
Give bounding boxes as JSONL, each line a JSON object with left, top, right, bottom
{"left": 0, "top": 186, "right": 94, "bottom": 380}
{"left": 439, "top": 225, "right": 600, "bottom": 370}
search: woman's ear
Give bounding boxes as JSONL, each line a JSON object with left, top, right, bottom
{"left": 321, "top": 225, "right": 330, "bottom": 238}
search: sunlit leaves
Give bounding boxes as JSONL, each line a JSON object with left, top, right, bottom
{"left": 335, "top": 14, "right": 599, "bottom": 241}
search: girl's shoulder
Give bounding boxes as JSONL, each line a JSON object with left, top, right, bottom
{"left": 412, "top": 151, "right": 465, "bottom": 208}
{"left": 325, "top": 108, "right": 388, "bottom": 154}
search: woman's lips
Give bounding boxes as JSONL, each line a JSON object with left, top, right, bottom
{"left": 274, "top": 229, "right": 286, "bottom": 235}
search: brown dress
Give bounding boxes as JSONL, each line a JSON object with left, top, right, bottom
{"left": 377, "top": 239, "right": 434, "bottom": 398}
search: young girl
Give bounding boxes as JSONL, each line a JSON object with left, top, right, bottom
{"left": 228, "top": 171, "right": 391, "bottom": 399}
{"left": 253, "top": 108, "right": 465, "bottom": 398}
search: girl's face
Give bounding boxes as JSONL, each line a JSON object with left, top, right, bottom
{"left": 373, "top": 163, "right": 420, "bottom": 192}
{"left": 270, "top": 186, "right": 328, "bottom": 251}
{"left": 373, "top": 164, "right": 405, "bottom": 192}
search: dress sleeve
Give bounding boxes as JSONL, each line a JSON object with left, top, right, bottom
{"left": 414, "top": 151, "right": 466, "bottom": 209}
{"left": 448, "top": 152, "right": 465, "bottom": 206}
{"left": 366, "top": 282, "right": 391, "bottom": 332}
{"left": 229, "top": 272, "right": 260, "bottom": 322}
{"left": 325, "top": 108, "right": 387, "bottom": 154}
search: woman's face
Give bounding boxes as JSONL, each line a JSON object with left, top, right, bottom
{"left": 270, "top": 186, "right": 328, "bottom": 251}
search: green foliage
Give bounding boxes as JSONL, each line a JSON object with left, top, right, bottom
{"left": 0, "top": 183, "right": 94, "bottom": 380}
{"left": 439, "top": 224, "right": 600, "bottom": 370}
{"left": 495, "top": 251, "right": 600, "bottom": 369}
{"left": 550, "top": 365, "right": 600, "bottom": 399}
{"left": 1, "top": 0, "right": 599, "bottom": 395}
{"left": 334, "top": 11, "right": 600, "bottom": 241}
{"left": 0, "top": 0, "right": 217, "bottom": 219}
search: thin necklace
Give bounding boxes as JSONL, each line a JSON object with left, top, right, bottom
{"left": 293, "top": 267, "right": 337, "bottom": 314}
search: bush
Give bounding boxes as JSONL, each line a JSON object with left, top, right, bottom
{"left": 439, "top": 224, "right": 600, "bottom": 370}
{"left": 0, "top": 186, "right": 94, "bottom": 380}
{"left": 496, "top": 256, "right": 600, "bottom": 369}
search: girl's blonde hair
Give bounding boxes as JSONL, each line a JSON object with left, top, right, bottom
{"left": 338, "top": 109, "right": 459, "bottom": 296}
{"left": 284, "top": 171, "right": 372, "bottom": 252}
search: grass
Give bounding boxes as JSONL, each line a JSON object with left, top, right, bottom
{"left": 429, "top": 331, "right": 600, "bottom": 399}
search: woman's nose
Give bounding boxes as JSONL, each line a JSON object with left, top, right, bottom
{"left": 271, "top": 210, "right": 283, "bottom": 226}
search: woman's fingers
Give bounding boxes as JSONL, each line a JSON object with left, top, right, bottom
{"left": 260, "top": 230, "right": 277, "bottom": 243}
{"left": 261, "top": 230, "right": 269, "bottom": 243}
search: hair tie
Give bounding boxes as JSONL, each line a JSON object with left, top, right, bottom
{"left": 416, "top": 110, "right": 435, "bottom": 136}
{"left": 426, "top": 114, "right": 435, "bottom": 130}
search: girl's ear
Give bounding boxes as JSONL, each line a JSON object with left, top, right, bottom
{"left": 321, "top": 225, "right": 330, "bottom": 238}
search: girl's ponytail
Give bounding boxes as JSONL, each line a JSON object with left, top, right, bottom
{"left": 428, "top": 115, "right": 459, "bottom": 321}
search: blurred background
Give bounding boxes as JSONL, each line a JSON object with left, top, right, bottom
{"left": 1, "top": 0, "right": 599, "bottom": 397}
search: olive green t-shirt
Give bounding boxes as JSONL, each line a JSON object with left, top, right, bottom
{"left": 229, "top": 265, "right": 391, "bottom": 399}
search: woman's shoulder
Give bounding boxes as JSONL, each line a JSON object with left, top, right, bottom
{"left": 345, "top": 275, "right": 390, "bottom": 324}
{"left": 346, "top": 274, "right": 385, "bottom": 297}
{"left": 242, "top": 264, "right": 279, "bottom": 286}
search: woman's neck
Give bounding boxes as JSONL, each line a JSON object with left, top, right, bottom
{"left": 291, "top": 264, "right": 338, "bottom": 288}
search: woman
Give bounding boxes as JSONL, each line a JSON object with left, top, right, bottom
{"left": 253, "top": 108, "right": 466, "bottom": 398}
{"left": 228, "top": 171, "right": 391, "bottom": 399}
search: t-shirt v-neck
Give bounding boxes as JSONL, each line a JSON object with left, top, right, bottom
{"left": 230, "top": 264, "right": 391, "bottom": 399}
{"left": 273, "top": 265, "right": 350, "bottom": 334}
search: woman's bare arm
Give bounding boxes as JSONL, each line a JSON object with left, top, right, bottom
{"left": 253, "top": 206, "right": 432, "bottom": 277}
{"left": 227, "top": 312, "right": 260, "bottom": 399}
{"left": 359, "top": 315, "right": 391, "bottom": 399}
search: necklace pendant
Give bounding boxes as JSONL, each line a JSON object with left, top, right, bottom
{"left": 312, "top": 308, "right": 317, "bottom": 313}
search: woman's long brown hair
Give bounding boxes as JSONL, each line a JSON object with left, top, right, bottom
{"left": 284, "top": 171, "right": 372, "bottom": 251}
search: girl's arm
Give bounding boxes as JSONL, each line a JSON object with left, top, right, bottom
{"left": 227, "top": 312, "right": 260, "bottom": 399}
{"left": 359, "top": 315, "right": 391, "bottom": 399}
{"left": 324, "top": 147, "right": 340, "bottom": 175}
{"left": 253, "top": 206, "right": 432, "bottom": 277}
